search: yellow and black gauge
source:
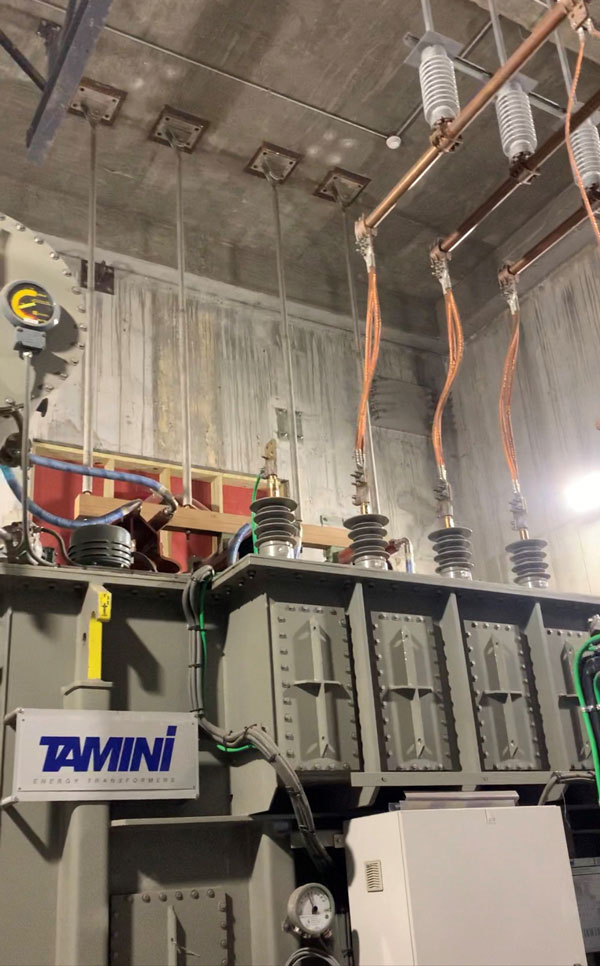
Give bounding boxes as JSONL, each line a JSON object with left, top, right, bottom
{"left": 0, "top": 279, "right": 60, "bottom": 331}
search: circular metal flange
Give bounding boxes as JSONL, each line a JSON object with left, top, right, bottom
{"left": 68, "top": 524, "right": 133, "bottom": 569}
{"left": 0, "top": 212, "right": 86, "bottom": 411}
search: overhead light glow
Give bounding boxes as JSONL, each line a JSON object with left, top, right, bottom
{"left": 565, "top": 471, "right": 600, "bottom": 514}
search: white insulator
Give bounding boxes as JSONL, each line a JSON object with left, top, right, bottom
{"left": 569, "top": 119, "right": 600, "bottom": 189}
{"left": 419, "top": 45, "right": 460, "bottom": 128}
{"left": 495, "top": 80, "right": 537, "bottom": 163}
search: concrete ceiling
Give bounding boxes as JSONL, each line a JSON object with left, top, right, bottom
{"left": 1, "top": 0, "right": 600, "bottom": 339}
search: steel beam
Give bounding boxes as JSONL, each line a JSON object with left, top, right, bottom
{"left": 27, "top": 0, "right": 114, "bottom": 163}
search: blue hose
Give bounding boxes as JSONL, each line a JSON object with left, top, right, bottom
{"left": 227, "top": 522, "right": 252, "bottom": 566}
{"left": 1, "top": 465, "right": 142, "bottom": 530}
{"left": 29, "top": 454, "right": 177, "bottom": 513}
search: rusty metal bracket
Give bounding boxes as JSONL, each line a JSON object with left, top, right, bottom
{"left": 564, "top": 0, "right": 591, "bottom": 31}
{"left": 355, "top": 216, "right": 377, "bottom": 268}
{"left": 498, "top": 264, "right": 519, "bottom": 312}
{"left": 509, "top": 155, "right": 540, "bottom": 185}
{"left": 314, "top": 167, "right": 370, "bottom": 206}
{"left": 430, "top": 241, "right": 452, "bottom": 293}
{"left": 430, "top": 119, "right": 463, "bottom": 153}
{"left": 509, "top": 489, "right": 529, "bottom": 534}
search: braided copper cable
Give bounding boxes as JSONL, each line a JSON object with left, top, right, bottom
{"left": 565, "top": 29, "right": 600, "bottom": 257}
{"left": 355, "top": 267, "right": 382, "bottom": 456}
{"left": 498, "top": 306, "right": 521, "bottom": 484}
{"left": 432, "top": 288, "right": 464, "bottom": 471}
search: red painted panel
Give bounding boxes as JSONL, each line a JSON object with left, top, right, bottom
{"left": 31, "top": 461, "right": 263, "bottom": 570}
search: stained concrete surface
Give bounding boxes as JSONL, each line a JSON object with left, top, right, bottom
{"left": 1, "top": 0, "right": 600, "bottom": 336}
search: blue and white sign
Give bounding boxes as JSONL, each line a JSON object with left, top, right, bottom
{"left": 9, "top": 709, "right": 199, "bottom": 801}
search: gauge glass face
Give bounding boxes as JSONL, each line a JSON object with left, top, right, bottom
{"left": 296, "top": 886, "right": 333, "bottom": 934}
{"left": 8, "top": 283, "right": 55, "bottom": 325}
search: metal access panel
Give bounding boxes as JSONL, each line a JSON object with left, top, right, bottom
{"left": 345, "top": 807, "right": 586, "bottom": 965}
{"left": 543, "top": 627, "right": 592, "bottom": 770}
{"left": 268, "top": 601, "right": 360, "bottom": 772}
{"left": 110, "top": 887, "right": 231, "bottom": 965}
{"left": 463, "top": 620, "right": 544, "bottom": 771}
{"left": 372, "top": 612, "right": 457, "bottom": 772}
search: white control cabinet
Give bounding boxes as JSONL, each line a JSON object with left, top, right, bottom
{"left": 345, "top": 807, "right": 585, "bottom": 966}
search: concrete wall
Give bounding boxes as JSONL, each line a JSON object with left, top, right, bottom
{"left": 37, "top": 241, "right": 445, "bottom": 571}
{"left": 453, "top": 241, "right": 600, "bottom": 595}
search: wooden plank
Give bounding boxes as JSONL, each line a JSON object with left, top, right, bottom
{"left": 158, "top": 469, "right": 173, "bottom": 558}
{"left": 101, "top": 459, "right": 115, "bottom": 499}
{"left": 75, "top": 494, "right": 351, "bottom": 550}
{"left": 210, "top": 474, "right": 224, "bottom": 553}
{"left": 33, "top": 441, "right": 261, "bottom": 488}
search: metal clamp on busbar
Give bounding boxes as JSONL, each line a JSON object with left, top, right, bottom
{"left": 430, "top": 241, "right": 452, "bottom": 293}
{"left": 429, "top": 118, "right": 463, "bottom": 154}
{"left": 354, "top": 215, "right": 377, "bottom": 270}
{"left": 498, "top": 263, "right": 519, "bottom": 314}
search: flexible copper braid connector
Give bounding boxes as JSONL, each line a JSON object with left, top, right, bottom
{"left": 355, "top": 268, "right": 382, "bottom": 456}
{"left": 498, "top": 307, "right": 521, "bottom": 484}
{"left": 432, "top": 289, "right": 464, "bottom": 471}
{"left": 565, "top": 29, "right": 600, "bottom": 256}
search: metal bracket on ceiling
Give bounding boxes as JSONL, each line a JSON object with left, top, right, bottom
{"left": 69, "top": 77, "right": 126, "bottom": 124}
{"left": 403, "top": 29, "right": 463, "bottom": 68}
{"left": 148, "top": 105, "right": 209, "bottom": 152}
{"left": 27, "top": 1, "right": 115, "bottom": 163}
{"left": 245, "top": 142, "right": 302, "bottom": 183}
{"left": 314, "top": 167, "right": 370, "bottom": 206}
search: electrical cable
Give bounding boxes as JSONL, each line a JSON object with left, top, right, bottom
{"left": 227, "top": 523, "right": 252, "bottom": 566}
{"left": 35, "top": 526, "right": 71, "bottom": 565}
{"left": 578, "top": 651, "right": 600, "bottom": 751}
{"left": 573, "top": 634, "right": 600, "bottom": 802}
{"left": 284, "top": 948, "right": 341, "bottom": 966}
{"left": 18, "top": 352, "right": 52, "bottom": 566}
{"left": 1, "top": 465, "right": 143, "bottom": 530}
{"left": 432, "top": 288, "right": 464, "bottom": 475}
{"left": 355, "top": 266, "right": 382, "bottom": 463}
{"left": 29, "top": 454, "right": 178, "bottom": 513}
{"left": 132, "top": 550, "right": 158, "bottom": 572}
{"left": 251, "top": 471, "right": 261, "bottom": 553}
{"left": 182, "top": 567, "right": 332, "bottom": 873}
{"left": 498, "top": 303, "right": 521, "bottom": 486}
{"left": 537, "top": 770, "right": 595, "bottom": 805}
{"left": 565, "top": 28, "right": 600, "bottom": 257}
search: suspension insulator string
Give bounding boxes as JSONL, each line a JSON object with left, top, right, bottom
{"left": 565, "top": 26, "right": 600, "bottom": 257}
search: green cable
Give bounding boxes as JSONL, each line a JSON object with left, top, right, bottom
{"left": 594, "top": 671, "right": 600, "bottom": 708}
{"left": 251, "top": 471, "right": 261, "bottom": 554}
{"left": 573, "top": 634, "right": 600, "bottom": 802}
{"left": 198, "top": 572, "right": 252, "bottom": 754}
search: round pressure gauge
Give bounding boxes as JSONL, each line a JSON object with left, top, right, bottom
{"left": 1, "top": 279, "right": 60, "bottom": 330}
{"left": 285, "top": 883, "right": 335, "bottom": 938}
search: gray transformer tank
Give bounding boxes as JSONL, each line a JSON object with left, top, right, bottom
{"left": 0, "top": 556, "right": 598, "bottom": 965}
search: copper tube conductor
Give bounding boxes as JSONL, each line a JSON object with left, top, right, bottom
{"left": 363, "top": 0, "right": 582, "bottom": 231}
{"left": 508, "top": 204, "right": 590, "bottom": 276}
{"left": 440, "top": 88, "right": 600, "bottom": 254}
